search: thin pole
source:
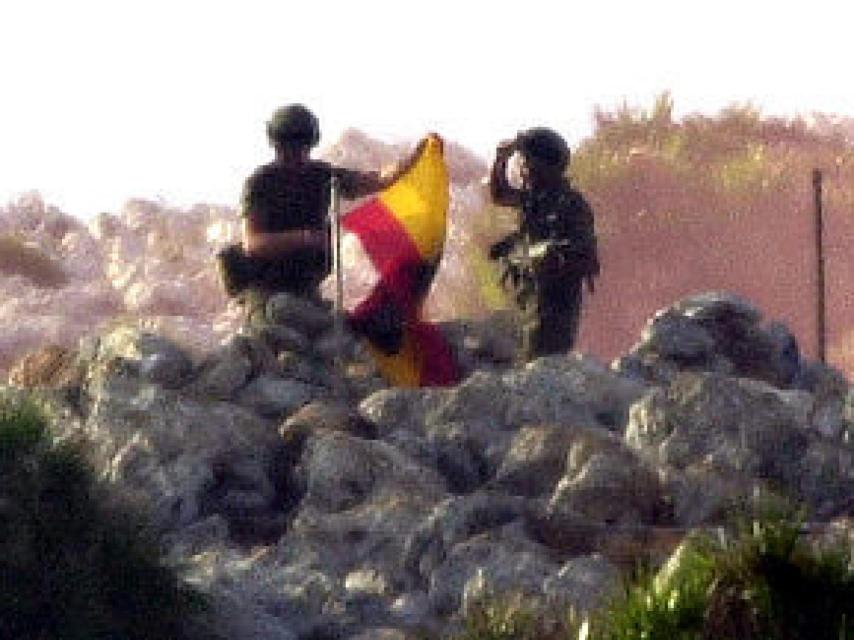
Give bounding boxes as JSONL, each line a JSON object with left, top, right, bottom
{"left": 330, "top": 174, "right": 345, "bottom": 395}
{"left": 813, "top": 169, "right": 826, "bottom": 364}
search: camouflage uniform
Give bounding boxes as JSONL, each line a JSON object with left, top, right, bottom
{"left": 489, "top": 127, "right": 599, "bottom": 361}
{"left": 513, "top": 185, "right": 598, "bottom": 359}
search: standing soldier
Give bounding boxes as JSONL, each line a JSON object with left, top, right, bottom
{"left": 222, "top": 104, "right": 424, "bottom": 325}
{"left": 488, "top": 127, "right": 599, "bottom": 360}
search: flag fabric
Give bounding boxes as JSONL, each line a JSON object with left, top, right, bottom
{"left": 342, "top": 134, "right": 460, "bottom": 387}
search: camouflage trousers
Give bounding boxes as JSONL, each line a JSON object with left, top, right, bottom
{"left": 238, "top": 288, "right": 274, "bottom": 327}
{"left": 518, "top": 275, "right": 584, "bottom": 361}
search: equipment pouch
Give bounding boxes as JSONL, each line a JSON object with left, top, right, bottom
{"left": 215, "top": 243, "right": 257, "bottom": 297}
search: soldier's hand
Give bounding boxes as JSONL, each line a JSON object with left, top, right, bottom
{"left": 423, "top": 132, "right": 443, "bottom": 150}
{"left": 496, "top": 139, "right": 516, "bottom": 158}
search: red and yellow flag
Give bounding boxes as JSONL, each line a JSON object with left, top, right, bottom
{"left": 343, "top": 134, "right": 460, "bottom": 387}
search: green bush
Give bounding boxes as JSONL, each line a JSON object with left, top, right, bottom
{"left": 0, "top": 393, "right": 211, "bottom": 640}
{"left": 591, "top": 506, "right": 854, "bottom": 640}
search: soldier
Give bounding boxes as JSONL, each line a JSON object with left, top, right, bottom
{"left": 229, "top": 103, "right": 424, "bottom": 325}
{"left": 488, "top": 127, "right": 599, "bottom": 360}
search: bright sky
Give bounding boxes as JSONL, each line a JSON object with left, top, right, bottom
{"left": 1, "top": 0, "right": 851, "bottom": 218}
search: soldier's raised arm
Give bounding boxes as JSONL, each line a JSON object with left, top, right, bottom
{"left": 489, "top": 138, "right": 523, "bottom": 208}
{"left": 338, "top": 135, "right": 437, "bottom": 199}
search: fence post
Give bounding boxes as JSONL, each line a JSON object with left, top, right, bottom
{"left": 813, "top": 169, "right": 826, "bottom": 364}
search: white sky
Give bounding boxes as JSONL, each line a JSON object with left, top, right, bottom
{"left": 1, "top": 0, "right": 852, "bottom": 218}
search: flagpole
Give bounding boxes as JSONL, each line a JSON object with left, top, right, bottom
{"left": 330, "top": 173, "right": 346, "bottom": 396}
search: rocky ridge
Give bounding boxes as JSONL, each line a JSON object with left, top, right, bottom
{"left": 6, "top": 291, "right": 854, "bottom": 640}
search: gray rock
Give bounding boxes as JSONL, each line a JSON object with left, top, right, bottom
{"left": 626, "top": 373, "right": 809, "bottom": 474}
{"left": 491, "top": 425, "right": 579, "bottom": 496}
{"left": 314, "top": 328, "right": 361, "bottom": 363}
{"left": 349, "top": 628, "right": 420, "bottom": 640}
{"left": 389, "top": 590, "right": 432, "bottom": 627}
{"left": 266, "top": 292, "right": 333, "bottom": 336}
{"left": 297, "top": 430, "right": 447, "bottom": 514}
{"left": 429, "top": 522, "right": 559, "bottom": 616}
{"left": 359, "top": 387, "right": 441, "bottom": 435}
{"left": 249, "top": 323, "right": 312, "bottom": 355}
{"left": 439, "top": 312, "right": 519, "bottom": 375}
{"left": 235, "top": 374, "right": 320, "bottom": 418}
{"left": 501, "top": 355, "right": 648, "bottom": 431}
{"left": 675, "top": 291, "right": 761, "bottom": 324}
{"left": 403, "top": 492, "right": 537, "bottom": 587}
{"left": 190, "top": 337, "right": 256, "bottom": 399}
{"left": 84, "top": 326, "right": 195, "bottom": 389}
{"left": 621, "top": 292, "right": 803, "bottom": 388}
{"left": 625, "top": 372, "right": 854, "bottom": 514}
{"left": 639, "top": 311, "right": 716, "bottom": 363}
{"left": 660, "top": 465, "right": 750, "bottom": 527}
{"left": 426, "top": 421, "right": 504, "bottom": 493}
{"left": 542, "top": 554, "right": 621, "bottom": 612}
{"left": 550, "top": 430, "right": 663, "bottom": 527}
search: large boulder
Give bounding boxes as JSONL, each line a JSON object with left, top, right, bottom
{"left": 626, "top": 372, "right": 854, "bottom": 519}
{"left": 615, "top": 292, "right": 802, "bottom": 388}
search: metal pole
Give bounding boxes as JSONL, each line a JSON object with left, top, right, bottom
{"left": 813, "top": 168, "right": 826, "bottom": 364}
{"left": 329, "top": 174, "right": 345, "bottom": 395}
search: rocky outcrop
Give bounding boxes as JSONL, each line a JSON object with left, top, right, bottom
{"left": 6, "top": 291, "right": 854, "bottom": 639}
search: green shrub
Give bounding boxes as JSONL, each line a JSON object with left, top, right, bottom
{"left": 591, "top": 505, "right": 854, "bottom": 640}
{"left": 0, "top": 393, "right": 211, "bottom": 640}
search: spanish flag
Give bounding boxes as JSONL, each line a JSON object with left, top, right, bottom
{"left": 343, "top": 135, "right": 460, "bottom": 387}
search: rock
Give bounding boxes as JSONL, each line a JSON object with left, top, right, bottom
{"left": 389, "top": 590, "right": 432, "bottom": 628}
{"left": 661, "top": 464, "right": 751, "bottom": 527}
{"left": 235, "top": 374, "right": 320, "bottom": 418}
{"left": 15, "top": 285, "right": 854, "bottom": 639}
{"left": 425, "top": 423, "right": 495, "bottom": 494}
{"left": 296, "top": 430, "right": 447, "bottom": 514}
{"left": 542, "top": 554, "right": 621, "bottom": 612}
{"left": 618, "top": 292, "right": 803, "bottom": 388}
{"left": 626, "top": 373, "right": 810, "bottom": 475}
{"left": 429, "top": 521, "right": 559, "bottom": 616}
{"left": 402, "top": 492, "right": 538, "bottom": 587}
{"left": 625, "top": 372, "right": 854, "bottom": 516}
{"left": 349, "top": 628, "right": 420, "bottom": 640}
{"left": 282, "top": 399, "right": 376, "bottom": 439}
{"left": 549, "top": 427, "right": 664, "bottom": 527}
{"left": 246, "top": 323, "right": 311, "bottom": 355}
{"left": 87, "top": 325, "right": 195, "bottom": 389}
{"left": 266, "top": 292, "right": 333, "bottom": 336}
{"left": 190, "top": 337, "right": 255, "bottom": 399}
{"left": 59, "top": 374, "right": 282, "bottom": 534}
{"left": 490, "top": 425, "right": 579, "bottom": 496}
{"left": 501, "top": 355, "right": 648, "bottom": 431}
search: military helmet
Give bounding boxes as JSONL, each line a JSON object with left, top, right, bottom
{"left": 267, "top": 104, "right": 320, "bottom": 148}
{"left": 517, "top": 127, "right": 569, "bottom": 169}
